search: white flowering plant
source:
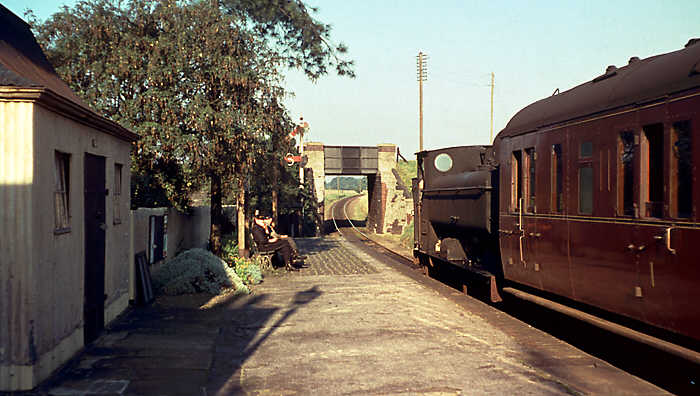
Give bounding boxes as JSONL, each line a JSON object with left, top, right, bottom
{"left": 151, "top": 248, "right": 249, "bottom": 295}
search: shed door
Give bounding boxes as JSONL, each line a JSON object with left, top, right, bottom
{"left": 84, "top": 153, "right": 106, "bottom": 344}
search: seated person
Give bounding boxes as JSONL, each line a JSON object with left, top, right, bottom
{"left": 252, "top": 213, "right": 306, "bottom": 271}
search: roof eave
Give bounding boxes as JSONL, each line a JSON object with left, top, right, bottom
{"left": 0, "top": 86, "right": 139, "bottom": 142}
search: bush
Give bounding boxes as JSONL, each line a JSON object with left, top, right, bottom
{"left": 221, "top": 234, "right": 239, "bottom": 261}
{"left": 151, "top": 248, "right": 249, "bottom": 295}
{"left": 232, "top": 256, "right": 263, "bottom": 285}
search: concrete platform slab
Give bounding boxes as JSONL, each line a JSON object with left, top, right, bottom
{"left": 28, "top": 237, "right": 668, "bottom": 396}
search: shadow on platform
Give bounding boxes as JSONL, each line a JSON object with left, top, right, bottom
{"left": 42, "top": 286, "right": 322, "bottom": 396}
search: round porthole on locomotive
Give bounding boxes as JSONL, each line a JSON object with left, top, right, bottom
{"left": 434, "top": 153, "right": 453, "bottom": 172}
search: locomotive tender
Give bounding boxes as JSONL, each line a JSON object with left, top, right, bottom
{"left": 414, "top": 39, "right": 700, "bottom": 346}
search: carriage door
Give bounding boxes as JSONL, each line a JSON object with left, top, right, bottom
{"left": 637, "top": 120, "right": 696, "bottom": 335}
{"left": 84, "top": 153, "right": 106, "bottom": 344}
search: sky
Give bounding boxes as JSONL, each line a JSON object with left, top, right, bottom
{"left": 7, "top": 0, "right": 700, "bottom": 156}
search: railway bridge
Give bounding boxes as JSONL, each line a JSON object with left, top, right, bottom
{"left": 303, "top": 142, "right": 412, "bottom": 234}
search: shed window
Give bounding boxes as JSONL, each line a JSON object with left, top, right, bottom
{"left": 619, "top": 132, "right": 636, "bottom": 216}
{"left": 551, "top": 144, "right": 563, "bottom": 212}
{"left": 673, "top": 120, "right": 692, "bottom": 218}
{"left": 114, "top": 163, "right": 123, "bottom": 224}
{"left": 579, "top": 166, "right": 593, "bottom": 214}
{"left": 642, "top": 123, "right": 664, "bottom": 218}
{"left": 54, "top": 151, "right": 71, "bottom": 232}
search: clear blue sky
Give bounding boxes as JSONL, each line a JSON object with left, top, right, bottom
{"left": 8, "top": 0, "right": 700, "bottom": 155}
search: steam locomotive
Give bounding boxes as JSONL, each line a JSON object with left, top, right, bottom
{"left": 413, "top": 39, "right": 700, "bottom": 347}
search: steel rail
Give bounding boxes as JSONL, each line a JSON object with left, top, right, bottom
{"left": 330, "top": 198, "right": 343, "bottom": 236}
{"left": 502, "top": 287, "right": 700, "bottom": 366}
{"left": 342, "top": 195, "right": 371, "bottom": 239}
{"left": 331, "top": 194, "right": 417, "bottom": 268}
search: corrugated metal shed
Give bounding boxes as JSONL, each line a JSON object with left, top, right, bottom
{"left": 0, "top": 6, "right": 136, "bottom": 390}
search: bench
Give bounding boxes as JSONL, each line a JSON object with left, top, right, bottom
{"left": 250, "top": 235, "right": 277, "bottom": 271}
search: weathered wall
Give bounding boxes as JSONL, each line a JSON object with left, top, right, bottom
{"left": 1, "top": 102, "right": 133, "bottom": 390}
{"left": 130, "top": 207, "right": 166, "bottom": 258}
{"left": 305, "top": 142, "right": 325, "bottom": 217}
{"left": 184, "top": 206, "right": 211, "bottom": 251}
{"left": 366, "top": 173, "right": 384, "bottom": 233}
{"left": 0, "top": 101, "right": 36, "bottom": 390}
{"left": 366, "top": 145, "right": 413, "bottom": 234}
{"left": 131, "top": 206, "right": 210, "bottom": 260}
{"left": 377, "top": 144, "right": 413, "bottom": 234}
{"left": 36, "top": 104, "right": 132, "bottom": 384}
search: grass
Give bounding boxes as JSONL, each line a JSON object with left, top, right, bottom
{"left": 347, "top": 194, "right": 368, "bottom": 220}
{"left": 399, "top": 220, "right": 414, "bottom": 250}
{"left": 324, "top": 189, "right": 360, "bottom": 209}
{"left": 325, "top": 188, "right": 356, "bottom": 202}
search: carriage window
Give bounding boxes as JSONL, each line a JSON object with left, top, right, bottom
{"left": 525, "top": 148, "right": 536, "bottom": 212}
{"left": 511, "top": 151, "right": 523, "bottom": 211}
{"left": 619, "top": 132, "right": 636, "bottom": 216}
{"left": 580, "top": 141, "right": 593, "bottom": 158}
{"left": 642, "top": 123, "right": 664, "bottom": 218}
{"left": 551, "top": 144, "right": 563, "bottom": 212}
{"left": 579, "top": 166, "right": 593, "bottom": 214}
{"left": 673, "top": 120, "right": 692, "bottom": 218}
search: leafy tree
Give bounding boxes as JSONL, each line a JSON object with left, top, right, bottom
{"left": 325, "top": 176, "right": 366, "bottom": 192}
{"left": 222, "top": 0, "right": 355, "bottom": 80}
{"left": 30, "top": 0, "right": 353, "bottom": 254}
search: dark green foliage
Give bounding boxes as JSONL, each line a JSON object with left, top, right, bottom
{"left": 324, "top": 176, "right": 367, "bottom": 192}
{"left": 396, "top": 160, "right": 417, "bottom": 194}
{"left": 222, "top": 0, "right": 355, "bottom": 80}
{"left": 30, "top": 0, "right": 282, "bottom": 212}
{"left": 28, "top": 0, "right": 353, "bottom": 249}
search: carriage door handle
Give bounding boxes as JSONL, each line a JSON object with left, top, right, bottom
{"left": 655, "top": 227, "right": 677, "bottom": 255}
{"left": 518, "top": 198, "right": 526, "bottom": 266}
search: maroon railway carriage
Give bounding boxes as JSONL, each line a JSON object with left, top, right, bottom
{"left": 414, "top": 39, "right": 700, "bottom": 343}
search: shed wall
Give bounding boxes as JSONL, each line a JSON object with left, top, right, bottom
{"left": 0, "top": 101, "right": 36, "bottom": 387}
{"left": 0, "top": 103, "right": 133, "bottom": 390}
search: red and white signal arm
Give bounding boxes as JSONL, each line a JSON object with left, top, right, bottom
{"left": 284, "top": 152, "right": 302, "bottom": 167}
{"left": 289, "top": 121, "right": 309, "bottom": 138}
{"left": 284, "top": 153, "right": 295, "bottom": 166}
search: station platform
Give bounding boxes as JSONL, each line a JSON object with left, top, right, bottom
{"left": 35, "top": 237, "right": 668, "bottom": 395}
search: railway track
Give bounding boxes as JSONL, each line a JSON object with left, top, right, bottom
{"left": 328, "top": 194, "right": 417, "bottom": 268}
{"left": 328, "top": 194, "right": 700, "bottom": 395}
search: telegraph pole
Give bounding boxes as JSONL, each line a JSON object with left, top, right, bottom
{"left": 490, "top": 72, "right": 495, "bottom": 143}
{"left": 416, "top": 52, "right": 428, "bottom": 152}
{"left": 299, "top": 118, "right": 305, "bottom": 186}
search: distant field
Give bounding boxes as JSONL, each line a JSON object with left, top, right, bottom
{"left": 325, "top": 189, "right": 356, "bottom": 201}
